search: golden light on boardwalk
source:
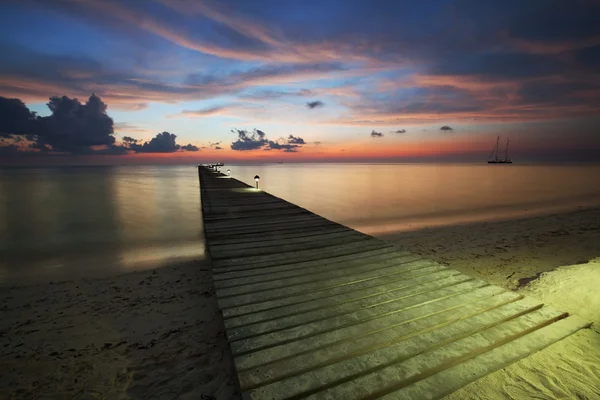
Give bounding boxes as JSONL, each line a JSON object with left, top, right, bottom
{"left": 197, "top": 166, "right": 590, "bottom": 400}
{"left": 254, "top": 175, "right": 260, "bottom": 189}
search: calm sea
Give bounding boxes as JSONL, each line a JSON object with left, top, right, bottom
{"left": 1, "top": 163, "right": 599, "bottom": 284}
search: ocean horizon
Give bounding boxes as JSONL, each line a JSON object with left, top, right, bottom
{"left": 2, "top": 162, "right": 600, "bottom": 284}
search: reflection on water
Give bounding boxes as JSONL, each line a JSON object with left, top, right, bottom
{"left": 0, "top": 166, "right": 205, "bottom": 284}
{"left": 2, "top": 163, "right": 600, "bottom": 284}
{"left": 226, "top": 164, "right": 600, "bottom": 235}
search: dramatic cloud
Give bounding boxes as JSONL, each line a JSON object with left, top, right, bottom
{"left": 128, "top": 132, "right": 180, "bottom": 153}
{"left": 230, "top": 128, "right": 305, "bottom": 152}
{"left": 209, "top": 141, "right": 223, "bottom": 150}
{"left": 0, "top": 97, "right": 38, "bottom": 137}
{"left": 122, "top": 136, "right": 139, "bottom": 144}
{"left": 38, "top": 94, "right": 115, "bottom": 153}
{"left": 287, "top": 135, "right": 305, "bottom": 144}
{"left": 3, "top": 0, "right": 600, "bottom": 162}
{"left": 440, "top": 126, "right": 454, "bottom": 131}
{"left": 230, "top": 128, "right": 268, "bottom": 151}
{"left": 181, "top": 143, "right": 200, "bottom": 151}
{"left": 306, "top": 100, "right": 324, "bottom": 109}
{"left": 0, "top": 93, "right": 116, "bottom": 154}
{"left": 0, "top": 94, "right": 201, "bottom": 156}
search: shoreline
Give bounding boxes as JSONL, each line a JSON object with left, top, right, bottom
{"left": 2, "top": 207, "right": 599, "bottom": 398}
{"left": 377, "top": 207, "right": 600, "bottom": 290}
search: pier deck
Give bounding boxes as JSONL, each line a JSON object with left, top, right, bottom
{"left": 198, "top": 166, "right": 589, "bottom": 400}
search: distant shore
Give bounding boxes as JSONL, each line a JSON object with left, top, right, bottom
{"left": 1, "top": 208, "right": 599, "bottom": 398}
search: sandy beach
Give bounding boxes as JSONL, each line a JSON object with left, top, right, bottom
{"left": 0, "top": 260, "right": 240, "bottom": 400}
{"left": 2, "top": 207, "right": 599, "bottom": 399}
{"left": 382, "top": 207, "right": 600, "bottom": 399}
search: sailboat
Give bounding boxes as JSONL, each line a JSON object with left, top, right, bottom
{"left": 488, "top": 136, "right": 512, "bottom": 164}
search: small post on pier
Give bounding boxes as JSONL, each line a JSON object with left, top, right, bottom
{"left": 197, "top": 165, "right": 201, "bottom": 188}
{"left": 254, "top": 175, "right": 260, "bottom": 189}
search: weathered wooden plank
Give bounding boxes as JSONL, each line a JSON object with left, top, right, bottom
{"left": 211, "top": 233, "right": 392, "bottom": 261}
{"left": 207, "top": 225, "right": 353, "bottom": 245}
{"left": 212, "top": 238, "right": 390, "bottom": 268}
{"left": 216, "top": 261, "right": 443, "bottom": 310}
{"left": 205, "top": 218, "right": 339, "bottom": 236}
{"left": 383, "top": 315, "right": 590, "bottom": 400}
{"left": 210, "top": 229, "right": 362, "bottom": 253}
{"left": 226, "top": 275, "right": 476, "bottom": 341}
{"left": 196, "top": 167, "right": 588, "bottom": 400}
{"left": 215, "top": 256, "right": 432, "bottom": 298}
{"left": 212, "top": 247, "right": 405, "bottom": 282}
{"left": 204, "top": 207, "right": 311, "bottom": 221}
{"left": 224, "top": 270, "right": 463, "bottom": 329}
{"left": 302, "top": 308, "right": 576, "bottom": 400}
{"left": 230, "top": 282, "right": 496, "bottom": 358}
{"left": 232, "top": 285, "right": 509, "bottom": 375}
{"left": 205, "top": 214, "right": 330, "bottom": 232}
{"left": 243, "top": 294, "right": 536, "bottom": 395}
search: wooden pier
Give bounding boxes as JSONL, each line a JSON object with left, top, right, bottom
{"left": 198, "top": 166, "right": 589, "bottom": 399}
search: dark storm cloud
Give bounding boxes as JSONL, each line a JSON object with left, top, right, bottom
{"left": 181, "top": 144, "right": 200, "bottom": 151}
{"left": 230, "top": 128, "right": 305, "bottom": 152}
{"left": 370, "top": 130, "right": 384, "bottom": 138}
{"left": 0, "top": 94, "right": 201, "bottom": 156}
{"left": 440, "top": 126, "right": 453, "bottom": 131}
{"left": 0, "top": 97, "right": 38, "bottom": 137}
{"left": 230, "top": 128, "right": 268, "bottom": 151}
{"left": 0, "top": 93, "right": 116, "bottom": 154}
{"left": 306, "top": 100, "right": 324, "bottom": 109}
{"left": 207, "top": 141, "right": 222, "bottom": 150}
{"left": 37, "top": 94, "right": 116, "bottom": 153}
{"left": 129, "top": 132, "right": 180, "bottom": 153}
{"left": 287, "top": 135, "right": 305, "bottom": 144}
{"left": 2, "top": 0, "right": 600, "bottom": 137}
{"left": 122, "top": 136, "right": 139, "bottom": 144}
{"left": 265, "top": 141, "right": 297, "bottom": 152}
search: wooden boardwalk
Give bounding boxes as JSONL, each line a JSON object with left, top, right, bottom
{"left": 198, "top": 166, "right": 590, "bottom": 400}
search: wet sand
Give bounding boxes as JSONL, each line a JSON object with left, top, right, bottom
{"left": 0, "top": 260, "right": 239, "bottom": 400}
{"left": 1, "top": 207, "right": 599, "bottom": 399}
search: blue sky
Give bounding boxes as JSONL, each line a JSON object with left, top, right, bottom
{"left": 1, "top": 0, "right": 599, "bottom": 163}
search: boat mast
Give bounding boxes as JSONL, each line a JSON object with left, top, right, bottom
{"left": 505, "top": 138, "right": 509, "bottom": 161}
{"left": 495, "top": 136, "right": 500, "bottom": 161}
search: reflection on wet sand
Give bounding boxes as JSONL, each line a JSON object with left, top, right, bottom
{"left": 0, "top": 166, "right": 204, "bottom": 285}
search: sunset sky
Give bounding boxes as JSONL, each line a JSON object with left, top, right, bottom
{"left": 1, "top": 0, "right": 599, "bottom": 164}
